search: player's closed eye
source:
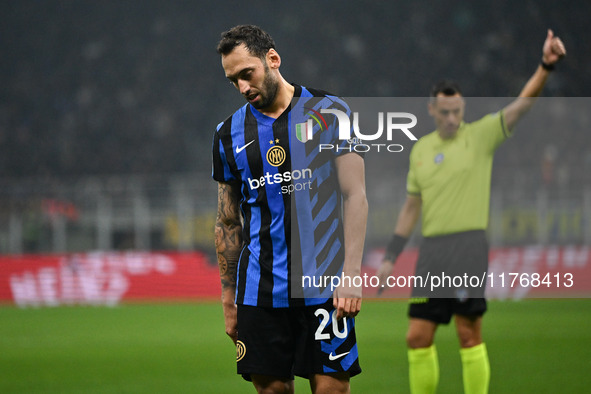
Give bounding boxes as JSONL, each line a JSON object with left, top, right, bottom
{"left": 228, "top": 71, "right": 252, "bottom": 88}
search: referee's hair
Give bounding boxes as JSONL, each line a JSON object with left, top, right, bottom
{"left": 430, "top": 80, "right": 462, "bottom": 97}
{"left": 217, "top": 25, "right": 276, "bottom": 59}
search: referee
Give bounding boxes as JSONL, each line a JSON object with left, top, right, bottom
{"left": 377, "top": 30, "right": 566, "bottom": 394}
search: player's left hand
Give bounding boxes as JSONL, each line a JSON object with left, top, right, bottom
{"left": 333, "top": 283, "right": 362, "bottom": 320}
{"left": 542, "top": 29, "right": 566, "bottom": 65}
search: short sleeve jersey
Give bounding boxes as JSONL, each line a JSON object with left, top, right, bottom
{"left": 407, "top": 111, "right": 510, "bottom": 237}
{"left": 212, "top": 84, "right": 358, "bottom": 308}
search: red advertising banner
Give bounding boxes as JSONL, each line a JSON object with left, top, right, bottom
{"left": 486, "top": 246, "right": 591, "bottom": 299}
{"left": 363, "top": 245, "right": 591, "bottom": 298}
{"left": 0, "top": 247, "right": 589, "bottom": 307}
{"left": 0, "top": 251, "right": 220, "bottom": 307}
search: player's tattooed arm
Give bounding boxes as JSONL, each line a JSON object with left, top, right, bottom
{"left": 215, "top": 181, "right": 242, "bottom": 344}
{"left": 215, "top": 181, "right": 243, "bottom": 294}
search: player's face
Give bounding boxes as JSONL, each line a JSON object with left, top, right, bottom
{"left": 429, "top": 93, "right": 465, "bottom": 139}
{"left": 222, "top": 44, "right": 279, "bottom": 110}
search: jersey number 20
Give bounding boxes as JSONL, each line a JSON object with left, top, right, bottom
{"left": 314, "top": 308, "right": 348, "bottom": 340}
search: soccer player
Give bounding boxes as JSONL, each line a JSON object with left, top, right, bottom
{"left": 377, "top": 30, "right": 566, "bottom": 394}
{"left": 212, "top": 25, "right": 367, "bottom": 394}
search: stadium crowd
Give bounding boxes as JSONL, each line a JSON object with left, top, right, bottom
{"left": 1, "top": 1, "right": 589, "bottom": 187}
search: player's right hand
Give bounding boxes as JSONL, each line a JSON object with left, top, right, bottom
{"left": 222, "top": 302, "right": 238, "bottom": 344}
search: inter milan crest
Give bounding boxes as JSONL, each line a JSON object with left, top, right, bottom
{"left": 266, "top": 139, "right": 286, "bottom": 167}
{"left": 236, "top": 340, "right": 246, "bottom": 362}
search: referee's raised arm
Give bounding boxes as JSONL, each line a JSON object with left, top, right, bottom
{"left": 503, "top": 29, "right": 567, "bottom": 131}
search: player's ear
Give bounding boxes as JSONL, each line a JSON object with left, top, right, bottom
{"left": 266, "top": 48, "right": 281, "bottom": 69}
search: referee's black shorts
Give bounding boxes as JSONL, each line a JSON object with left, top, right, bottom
{"left": 409, "top": 230, "right": 488, "bottom": 324}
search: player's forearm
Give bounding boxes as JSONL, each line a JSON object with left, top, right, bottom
{"left": 335, "top": 153, "right": 367, "bottom": 276}
{"left": 215, "top": 220, "right": 241, "bottom": 300}
{"left": 215, "top": 182, "right": 243, "bottom": 302}
{"left": 342, "top": 191, "right": 368, "bottom": 276}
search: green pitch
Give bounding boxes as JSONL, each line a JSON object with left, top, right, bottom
{"left": 0, "top": 299, "right": 589, "bottom": 393}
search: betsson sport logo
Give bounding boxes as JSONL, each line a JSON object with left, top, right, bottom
{"left": 296, "top": 106, "right": 419, "bottom": 153}
{"left": 247, "top": 138, "right": 313, "bottom": 195}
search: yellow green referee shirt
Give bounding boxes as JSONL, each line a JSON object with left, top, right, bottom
{"left": 407, "top": 111, "right": 510, "bottom": 237}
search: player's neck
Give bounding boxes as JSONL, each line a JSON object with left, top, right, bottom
{"left": 259, "top": 78, "right": 294, "bottom": 119}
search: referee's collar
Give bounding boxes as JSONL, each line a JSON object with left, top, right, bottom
{"left": 436, "top": 121, "right": 466, "bottom": 141}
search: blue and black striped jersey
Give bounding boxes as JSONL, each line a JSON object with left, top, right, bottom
{"left": 212, "top": 84, "right": 358, "bottom": 308}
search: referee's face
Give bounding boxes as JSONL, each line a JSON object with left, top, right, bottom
{"left": 429, "top": 93, "right": 465, "bottom": 140}
{"left": 222, "top": 44, "right": 280, "bottom": 110}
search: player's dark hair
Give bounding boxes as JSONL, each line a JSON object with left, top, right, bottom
{"left": 217, "top": 25, "right": 276, "bottom": 59}
{"left": 430, "top": 80, "right": 462, "bottom": 97}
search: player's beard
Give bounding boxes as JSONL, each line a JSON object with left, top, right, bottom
{"left": 250, "top": 64, "right": 279, "bottom": 110}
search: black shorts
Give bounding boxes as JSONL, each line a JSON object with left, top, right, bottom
{"left": 408, "top": 230, "right": 488, "bottom": 324}
{"left": 408, "top": 297, "right": 487, "bottom": 325}
{"left": 236, "top": 299, "right": 361, "bottom": 381}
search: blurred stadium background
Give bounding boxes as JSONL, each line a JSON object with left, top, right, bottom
{"left": 1, "top": 1, "right": 590, "bottom": 392}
